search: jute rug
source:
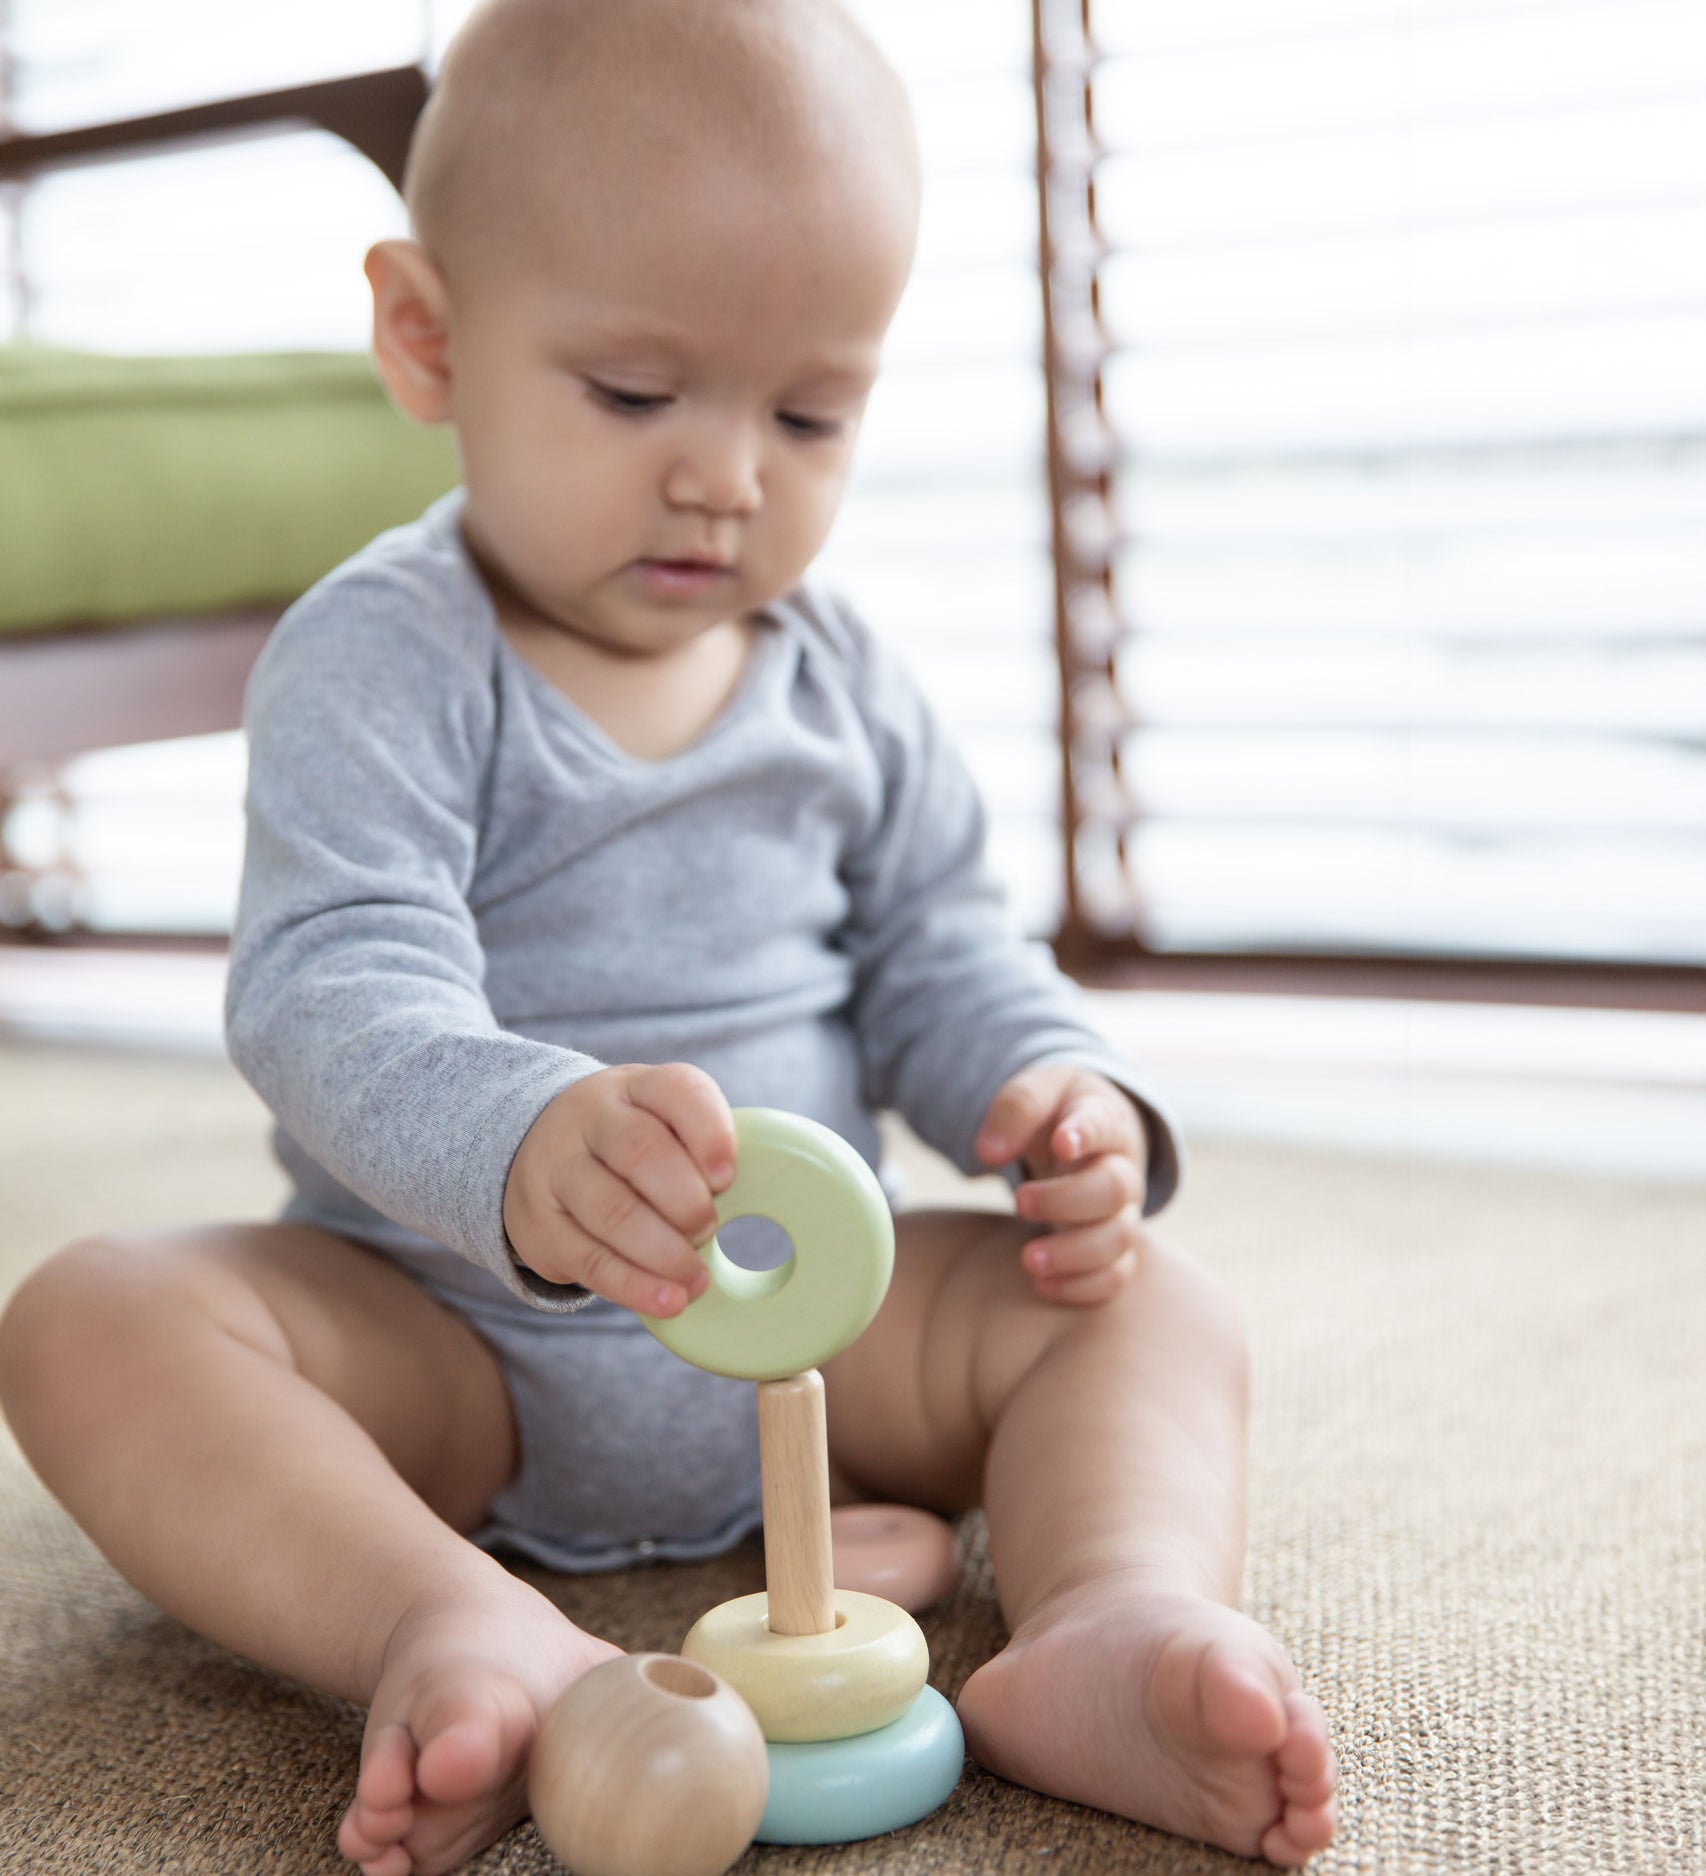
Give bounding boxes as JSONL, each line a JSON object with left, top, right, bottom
{"left": 1, "top": 1040, "right": 1702, "bottom": 1874}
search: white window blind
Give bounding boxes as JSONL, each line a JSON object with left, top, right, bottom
{"left": 1, "top": 0, "right": 1063, "bottom": 936}
{"left": 1054, "top": 0, "right": 1706, "bottom": 970}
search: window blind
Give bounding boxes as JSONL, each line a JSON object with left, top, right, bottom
{"left": 1040, "top": 0, "right": 1706, "bottom": 981}
{"left": 1, "top": 0, "right": 1064, "bottom": 938}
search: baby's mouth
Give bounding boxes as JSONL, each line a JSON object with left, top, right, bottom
{"left": 631, "top": 557, "right": 737, "bottom": 596}
{"left": 644, "top": 552, "right": 734, "bottom": 572}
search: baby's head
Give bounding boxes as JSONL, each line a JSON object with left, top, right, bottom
{"left": 367, "top": 0, "right": 920, "bottom": 655}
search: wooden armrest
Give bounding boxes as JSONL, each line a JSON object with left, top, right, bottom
{"left": 0, "top": 64, "right": 428, "bottom": 193}
{"left": 0, "top": 612, "right": 278, "bottom": 766}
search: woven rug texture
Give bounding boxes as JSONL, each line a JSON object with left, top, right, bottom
{"left": 0, "top": 1042, "right": 1702, "bottom": 1875}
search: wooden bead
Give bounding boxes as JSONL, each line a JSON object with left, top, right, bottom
{"left": 831, "top": 1504, "right": 961, "bottom": 1613}
{"left": 680, "top": 1589, "right": 927, "bottom": 1743}
{"left": 528, "top": 1653, "right": 768, "bottom": 1876}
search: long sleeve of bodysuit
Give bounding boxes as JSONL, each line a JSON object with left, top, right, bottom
{"left": 225, "top": 571, "right": 601, "bottom": 1301}
{"left": 831, "top": 597, "right": 1182, "bottom": 1213}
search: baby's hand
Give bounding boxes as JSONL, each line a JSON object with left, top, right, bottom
{"left": 503, "top": 1063, "right": 736, "bottom": 1316}
{"left": 974, "top": 1065, "right": 1149, "bottom": 1305}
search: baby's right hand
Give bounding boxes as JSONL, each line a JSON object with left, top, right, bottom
{"left": 502, "top": 1063, "right": 736, "bottom": 1315}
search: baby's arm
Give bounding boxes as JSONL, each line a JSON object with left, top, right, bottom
{"left": 975, "top": 1062, "right": 1151, "bottom": 1305}
{"left": 829, "top": 598, "right": 1181, "bottom": 1216}
{"left": 227, "top": 580, "right": 607, "bottom": 1303}
{"left": 503, "top": 1062, "right": 736, "bottom": 1316}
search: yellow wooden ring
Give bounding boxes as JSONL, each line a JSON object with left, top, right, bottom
{"left": 680, "top": 1590, "right": 927, "bottom": 1743}
{"left": 642, "top": 1108, "right": 895, "bottom": 1381}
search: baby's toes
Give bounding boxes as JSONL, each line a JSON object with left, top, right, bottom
{"left": 1260, "top": 1692, "right": 1338, "bottom": 1865}
{"left": 358, "top": 1719, "right": 419, "bottom": 1810}
{"left": 1262, "top": 1792, "right": 1338, "bottom": 1867}
{"left": 339, "top": 1721, "right": 417, "bottom": 1866}
{"left": 1196, "top": 1641, "right": 1289, "bottom": 1758}
{"left": 1277, "top": 1691, "right": 1336, "bottom": 1802}
{"left": 338, "top": 1805, "right": 414, "bottom": 1874}
{"left": 412, "top": 1680, "right": 535, "bottom": 1807}
{"left": 337, "top": 1809, "right": 414, "bottom": 1876}
{"left": 350, "top": 1847, "right": 413, "bottom": 1876}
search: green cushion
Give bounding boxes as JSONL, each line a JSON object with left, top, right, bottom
{"left": 0, "top": 347, "right": 459, "bottom": 636}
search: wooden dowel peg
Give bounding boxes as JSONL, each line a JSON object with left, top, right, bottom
{"left": 757, "top": 1369, "right": 837, "bottom": 1636}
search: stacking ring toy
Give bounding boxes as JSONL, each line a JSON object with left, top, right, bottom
{"left": 638, "top": 1105, "right": 965, "bottom": 1841}
{"left": 641, "top": 1108, "right": 894, "bottom": 1381}
{"left": 831, "top": 1504, "right": 961, "bottom": 1613}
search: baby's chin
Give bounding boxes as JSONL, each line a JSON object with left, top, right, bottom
{"left": 520, "top": 592, "right": 761, "bottom": 662}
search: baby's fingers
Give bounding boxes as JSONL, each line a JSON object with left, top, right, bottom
{"left": 570, "top": 1228, "right": 703, "bottom": 1318}
{"left": 566, "top": 1157, "right": 711, "bottom": 1314}
{"left": 584, "top": 1092, "right": 723, "bottom": 1247}
{"left": 1046, "top": 1084, "right": 1145, "bottom": 1170}
{"left": 1016, "top": 1153, "right": 1144, "bottom": 1228}
{"left": 1022, "top": 1209, "right": 1144, "bottom": 1303}
{"left": 626, "top": 1062, "right": 738, "bottom": 1193}
{"left": 1028, "top": 1245, "right": 1141, "bottom": 1307}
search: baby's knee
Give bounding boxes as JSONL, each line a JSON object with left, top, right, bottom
{"left": 0, "top": 1233, "right": 230, "bottom": 1423}
{"left": 1, "top": 1230, "right": 165, "bottom": 1351}
{"left": 1125, "top": 1233, "right": 1250, "bottom": 1405}
{"left": 969, "top": 1227, "right": 1248, "bottom": 1425}
{"left": 0, "top": 1236, "right": 125, "bottom": 1419}
{"left": 1003, "top": 1231, "right": 1251, "bottom": 1424}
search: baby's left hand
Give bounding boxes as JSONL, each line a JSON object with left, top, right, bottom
{"left": 974, "top": 1064, "right": 1149, "bottom": 1305}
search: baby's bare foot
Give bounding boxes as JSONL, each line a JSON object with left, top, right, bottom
{"left": 957, "top": 1580, "right": 1337, "bottom": 1866}
{"left": 336, "top": 1575, "right": 619, "bottom": 1876}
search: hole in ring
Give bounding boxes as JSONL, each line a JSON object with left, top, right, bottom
{"left": 716, "top": 1214, "right": 796, "bottom": 1275}
{"left": 643, "top": 1656, "right": 717, "bottom": 1700}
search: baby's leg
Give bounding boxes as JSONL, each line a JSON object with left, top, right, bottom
{"left": 822, "top": 1211, "right": 1336, "bottom": 1866}
{"left": 0, "top": 1224, "right": 614, "bottom": 1876}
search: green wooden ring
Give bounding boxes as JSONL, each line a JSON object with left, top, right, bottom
{"left": 640, "top": 1108, "right": 894, "bottom": 1381}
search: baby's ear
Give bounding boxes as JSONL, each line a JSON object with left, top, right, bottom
{"left": 365, "top": 239, "right": 454, "bottom": 424}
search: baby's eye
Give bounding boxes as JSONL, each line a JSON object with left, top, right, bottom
{"left": 777, "top": 411, "right": 843, "bottom": 440}
{"left": 586, "top": 379, "right": 671, "bottom": 415}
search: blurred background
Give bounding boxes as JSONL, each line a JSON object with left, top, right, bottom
{"left": 1, "top": 0, "right": 1701, "bottom": 1176}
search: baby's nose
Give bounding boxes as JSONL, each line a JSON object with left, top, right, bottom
{"left": 664, "top": 425, "right": 763, "bottom": 516}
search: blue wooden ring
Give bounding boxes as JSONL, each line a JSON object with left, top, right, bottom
{"left": 755, "top": 1684, "right": 965, "bottom": 1845}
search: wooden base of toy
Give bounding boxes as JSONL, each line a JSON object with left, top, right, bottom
{"left": 756, "top": 1684, "right": 966, "bottom": 1845}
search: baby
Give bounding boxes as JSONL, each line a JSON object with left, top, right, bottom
{"left": 0, "top": 1, "right": 1337, "bottom": 1870}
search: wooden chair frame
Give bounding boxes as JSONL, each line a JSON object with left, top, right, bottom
{"left": 0, "top": 67, "right": 428, "bottom": 938}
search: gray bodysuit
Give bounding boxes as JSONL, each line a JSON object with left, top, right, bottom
{"left": 227, "top": 490, "right": 1180, "bottom": 1571}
